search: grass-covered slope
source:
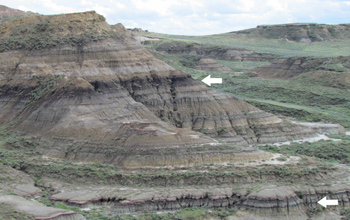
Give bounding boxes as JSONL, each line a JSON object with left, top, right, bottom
{"left": 141, "top": 32, "right": 350, "bottom": 128}
{"left": 142, "top": 28, "right": 350, "bottom": 57}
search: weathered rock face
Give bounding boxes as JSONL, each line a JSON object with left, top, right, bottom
{"left": 0, "top": 12, "right": 315, "bottom": 166}
{"left": 48, "top": 184, "right": 350, "bottom": 218}
{"left": 152, "top": 40, "right": 277, "bottom": 62}
{"left": 0, "top": 164, "right": 84, "bottom": 220}
{"left": 0, "top": 195, "right": 85, "bottom": 220}
{"left": 0, "top": 165, "right": 42, "bottom": 198}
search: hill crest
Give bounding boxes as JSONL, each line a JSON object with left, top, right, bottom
{"left": 230, "top": 23, "right": 350, "bottom": 42}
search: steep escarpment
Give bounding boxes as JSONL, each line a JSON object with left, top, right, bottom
{"left": 0, "top": 12, "right": 315, "bottom": 167}
{"left": 233, "top": 23, "right": 350, "bottom": 42}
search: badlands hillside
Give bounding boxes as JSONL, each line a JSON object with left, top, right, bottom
{"left": 0, "top": 5, "right": 350, "bottom": 220}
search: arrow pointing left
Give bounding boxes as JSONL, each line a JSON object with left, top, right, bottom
{"left": 202, "top": 75, "right": 222, "bottom": 86}
{"left": 318, "top": 196, "right": 338, "bottom": 208}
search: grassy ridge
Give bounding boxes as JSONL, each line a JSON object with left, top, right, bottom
{"left": 143, "top": 32, "right": 350, "bottom": 57}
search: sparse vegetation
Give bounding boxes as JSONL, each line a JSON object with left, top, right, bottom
{"left": 0, "top": 203, "right": 35, "bottom": 220}
{"left": 260, "top": 136, "right": 350, "bottom": 164}
{"left": 25, "top": 75, "right": 63, "bottom": 108}
{"left": 148, "top": 47, "right": 350, "bottom": 128}
{"left": 0, "top": 12, "right": 125, "bottom": 52}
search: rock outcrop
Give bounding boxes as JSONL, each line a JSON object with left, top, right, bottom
{"left": 292, "top": 122, "right": 346, "bottom": 135}
{"left": 0, "top": 11, "right": 315, "bottom": 167}
{"left": 152, "top": 40, "right": 277, "bottom": 62}
{"left": 0, "top": 165, "right": 42, "bottom": 198}
{"left": 48, "top": 183, "right": 350, "bottom": 218}
{"left": 195, "top": 58, "right": 234, "bottom": 72}
{"left": 0, "top": 195, "right": 85, "bottom": 220}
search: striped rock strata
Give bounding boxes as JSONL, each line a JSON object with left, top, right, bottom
{"left": 0, "top": 11, "right": 315, "bottom": 166}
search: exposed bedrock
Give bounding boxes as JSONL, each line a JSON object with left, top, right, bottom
{"left": 292, "top": 121, "right": 346, "bottom": 135}
{"left": 0, "top": 195, "right": 85, "bottom": 220}
{"left": 152, "top": 40, "right": 277, "bottom": 62}
{"left": 49, "top": 185, "right": 350, "bottom": 218}
{"left": 0, "top": 12, "right": 315, "bottom": 166}
{"left": 0, "top": 165, "right": 42, "bottom": 198}
{"left": 194, "top": 58, "right": 234, "bottom": 72}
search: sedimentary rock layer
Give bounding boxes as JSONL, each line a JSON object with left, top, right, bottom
{"left": 153, "top": 40, "right": 276, "bottom": 62}
{"left": 0, "top": 195, "right": 85, "bottom": 220}
{"left": 49, "top": 184, "right": 350, "bottom": 217}
{"left": 0, "top": 12, "right": 315, "bottom": 166}
{"left": 194, "top": 58, "right": 234, "bottom": 72}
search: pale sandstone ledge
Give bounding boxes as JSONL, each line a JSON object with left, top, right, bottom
{"left": 0, "top": 195, "right": 85, "bottom": 220}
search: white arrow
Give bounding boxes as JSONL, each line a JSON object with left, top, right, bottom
{"left": 202, "top": 75, "right": 222, "bottom": 86}
{"left": 318, "top": 196, "right": 338, "bottom": 208}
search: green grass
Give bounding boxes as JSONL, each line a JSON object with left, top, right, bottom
{"left": 260, "top": 135, "right": 350, "bottom": 164}
{"left": 143, "top": 32, "right": 350, "bottom": 57}
{"left": 0, "top": 203, "right": 34, "bottom": 220}
{"left": 117, "top": 207, "right": 237, "bottom": 220}
{"left": 215, "top": 60, "right": 270, "bottom": 71}
{"left": 216, "top": 75, "right": 350, "bottom": 128}
{"left": 148, "top": 46, "right": 350, "bottom": 128}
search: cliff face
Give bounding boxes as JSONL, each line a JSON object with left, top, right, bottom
{"left": 0, "top": 12, "right": 314, "bottom": 166}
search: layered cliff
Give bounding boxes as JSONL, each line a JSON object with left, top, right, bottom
{"left": 0, "top": 11, "right": 315, "bottom": 167}
{"left": 152, "top": 40, "right": 277, "bottom": 62}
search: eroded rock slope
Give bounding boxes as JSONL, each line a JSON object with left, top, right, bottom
{"left": 0, "top": 11, "right": 314, "bottom": 166}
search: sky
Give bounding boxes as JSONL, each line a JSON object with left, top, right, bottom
{"left": 1, "top": 0, "right": 350, "bottom": 35}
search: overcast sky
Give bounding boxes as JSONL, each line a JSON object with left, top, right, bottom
{"left": 2, "top": 0, "right": 350, "bottom": 35}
